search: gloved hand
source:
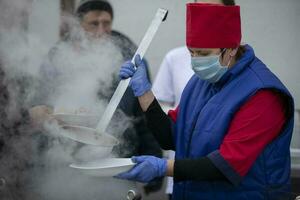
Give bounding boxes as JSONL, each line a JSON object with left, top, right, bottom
{"left": 119, "top": 55, "right": 151, "bottom": 97}
{"left": 115, "top": 156, "right": 167, "bottom": 183}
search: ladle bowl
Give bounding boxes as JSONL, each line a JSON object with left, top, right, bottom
{"left": 60, "top": 125, "right": 119, "bottom": 147}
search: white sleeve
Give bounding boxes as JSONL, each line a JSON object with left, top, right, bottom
{"left": 152, "top": 53, "right": 175, "bottom": 104}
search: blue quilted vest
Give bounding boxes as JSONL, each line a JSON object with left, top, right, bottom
{"left": 172, "top": 45, "right": 294, "bottom": 200}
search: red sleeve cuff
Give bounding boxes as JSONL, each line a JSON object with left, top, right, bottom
{"left": 168, "top": 106, "right": 179, "bottom": 122}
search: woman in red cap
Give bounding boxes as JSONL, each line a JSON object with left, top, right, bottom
{"left": 117, "top": 3, "right": 294, "bottom": 200}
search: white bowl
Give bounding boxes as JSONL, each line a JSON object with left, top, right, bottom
{"left": 70, "top": 158, "right": 135, "bottom": 177}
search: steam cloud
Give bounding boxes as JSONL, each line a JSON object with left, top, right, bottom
{"left": 0, "top": 0, "right": 136, "bottom": 199}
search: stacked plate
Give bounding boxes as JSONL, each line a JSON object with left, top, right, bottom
{"left": 70, "top": 158, "right": 135, "bottom": 177}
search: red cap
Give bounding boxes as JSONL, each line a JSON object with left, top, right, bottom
{"left": 186, "top": 3, "right": 242, "bottom": 48}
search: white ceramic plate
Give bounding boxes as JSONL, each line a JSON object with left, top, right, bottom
{"left": 70, "top": 158, "right": 135, "bottom": 177}
{"left": 52, "top": 113, "right": 99, "bottom": 128}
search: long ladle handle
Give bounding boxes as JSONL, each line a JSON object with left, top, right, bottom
{"left": 96, "top": 8, "right": 168, "bottom": 133}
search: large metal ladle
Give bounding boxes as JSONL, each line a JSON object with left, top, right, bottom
{"left": 59, "top": 8, "right": 168, "bottom": 146}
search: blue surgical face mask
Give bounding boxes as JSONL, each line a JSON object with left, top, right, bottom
{"left": 191, "top": 51, "right": 229, "bottom": 83}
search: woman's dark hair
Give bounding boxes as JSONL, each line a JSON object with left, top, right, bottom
{"left": 235, "top": 45, "right": 246, "bottom": 60}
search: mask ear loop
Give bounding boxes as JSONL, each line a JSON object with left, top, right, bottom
{"left": 219, "top": 49, "right": 230, "bottom": 67}
{"left": 225, "top": 47, "right": 239, "bottom": 67}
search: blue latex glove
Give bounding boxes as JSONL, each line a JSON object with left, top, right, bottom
{"left": 115, "top": 156, "right": 167, "bottom": 183}
{"left": 119, "top": 55, "right": 151, "bottom": 97}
